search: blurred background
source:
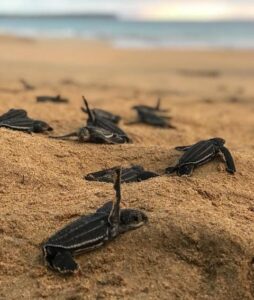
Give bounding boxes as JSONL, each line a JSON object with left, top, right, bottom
{"left": 0, "top": 0, "right": 254, "bottom": 49}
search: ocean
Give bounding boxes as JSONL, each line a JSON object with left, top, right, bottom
{"left": 0, "top": 16, "right": 253, "bottom": 49}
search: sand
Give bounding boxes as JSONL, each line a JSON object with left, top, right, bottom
{"left": 0, "top": 36, "right": 254, "bottom": 300}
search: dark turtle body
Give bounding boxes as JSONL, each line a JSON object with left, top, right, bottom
{"left": 83, "top": 97, "right": 132, "bottom": 143}
{"left": 49, "top": 125, "right": 126, "bottom": 144}
{"left": 166, "top": 137, "right": 236, "bottom": 176}
{"left": 132, "top": 98, "right": 168, "bottom": 113}
{"left": 37, "top": 95, "right": 69, "bottom": 103}
{"left": 81, "top": 99, "right": 121, "bottom": 124}
{"left": 42, "top": 168, "right": 148, "bottom": 274}
{"left": 133, "top": 107, "right": 175, "bottom": 128}
{"left": 85, "top": 165, "right": 159, "bottom": 183}
{"left": 0, "top": 109, "right": 53, "bottom": 133}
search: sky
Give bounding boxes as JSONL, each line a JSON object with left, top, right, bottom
{"left": 0, "top": 0, "right": 254, "bottom": 20}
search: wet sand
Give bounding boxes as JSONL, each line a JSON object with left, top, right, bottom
{"left": 0, "top": 36, "right": 254, "bottom": 299}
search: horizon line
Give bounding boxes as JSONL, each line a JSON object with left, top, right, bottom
{"left": 0, "top": 13, "right": 253, "bottom": 22}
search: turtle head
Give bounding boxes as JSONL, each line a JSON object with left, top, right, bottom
{"left": 33, "top": 120, "right": 53, "bottom": 132}
{"left": 119, "top": 209, "right": 148, "bottom": 233}
{"left": 211, "top": 137, "right": 225, "bottom": 147}
{"left": 78, "top": 127, "right": 90, "bottom": 142}
{"left": 131, "top": 105, "right": 140, "bottom": 111}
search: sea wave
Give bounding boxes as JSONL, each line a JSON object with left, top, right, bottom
{"left": 0, "top": 18, "right": 254, "bottom": 49}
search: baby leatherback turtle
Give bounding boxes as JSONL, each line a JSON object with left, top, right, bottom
{"left": 83, "top": 97, "right": 132, "bottom": 143}
{"left": 81, "top": 98, "right": 121, "bottom": 124}
{"left": 49, "top": 125, "right": 126, "bottom": 144}
{"left": 128, "top": 105, "right": 175, "bottom": 128}
{"left": 85, "top": 165, "right": 159, "bottom": 183}
{"left": 42, "top": 168, "right": 148, "bottom": 274}
{"left": 36, "top": 95, "right": 69, "bottom": 103}
{"left": 165, "top": 137, "right": 236, "bottom": 176}
{"left": 132, "top": 98, "right": 168, "bottom": 113}
{"left": 0, "top": 109, "right": 53, "bottom": 133}
{"left": 131, "top": 107, "right": 175, "bottom": 128}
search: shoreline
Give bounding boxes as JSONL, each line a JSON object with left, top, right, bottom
{"left": 1, "top": 27, "right": 254, "bottom": 51}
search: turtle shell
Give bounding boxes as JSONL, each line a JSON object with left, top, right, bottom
{"left": 134, "top": 107, "right": 174, "bottom": 128}
{"left": 87, "top": 117, "right": 130, "bottom": 142}
{"left": 178, "top": 140, "right": 217, "bottom": 167}
{"left": 43, "top": 211, "right": 110, "bottom": 254}
{"left": 83, "top": 98, "right": 131, "bottom": 142}
{"left": 0, "top": 109, "right": 27, "bottom": 122}
{"left": 85, "top": 165, "right": 144, "bottom": 183}
{"left": 92, "top": 109, "right": 121, "bottom": 124}
{"left": 0, "top": 109, "right": 52, "bottom": 132}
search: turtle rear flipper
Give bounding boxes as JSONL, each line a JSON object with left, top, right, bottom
{"left": 220, "top": 146, "right": 236, "bottom": 174}
{"left": 175, "top": 145, "right": 193, "bottom": 151}
{"left": 52, "top": 250, "right": 79, "bottom": 274}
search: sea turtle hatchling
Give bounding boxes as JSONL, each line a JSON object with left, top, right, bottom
{"left": 85, "top": 165, "right": 159, "bottom": 183}
{"left": 132, "top": 98, "right": 168, "bottom": 113}
{"left": 49, "top": 125, "right": 126, "bottom": 144}
{"left": 165, "top": 137, "right": 236, "bottom": 176}
{"left": 83, "top": 97, "right": 132, "bottom": 143}
{"left": 81, "top": 98, "right": 121, "bottom": 124}
{"left": 36, "top": 95, "right": 69, "bottom": 103}
{"left": 42, "top": 168, "right": 148, "bottom": 274}
{"left": 0, "top": 109, "right": 53, "bottom": 133}
{"left": 130, "top": 107, "right": 175, "bottom": 128}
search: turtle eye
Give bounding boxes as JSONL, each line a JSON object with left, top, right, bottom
{"left": 133, "top": 215, "right": 139, "bottom": 222}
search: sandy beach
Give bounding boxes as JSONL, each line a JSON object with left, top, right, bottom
{"left": 0, "top": 36, "right": 254, "bottom": 299}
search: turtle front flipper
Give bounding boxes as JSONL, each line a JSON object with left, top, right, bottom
{"left": 220, "top": 146, "right": 236, "bottom": 174}
{"left": 82, "top": 96, "right": 96, "bottom": 123}
{"left": 51, "top": 249, "right": 79, "bottom": 274}
{"left": 49, "top": 131, "right": 78, "bottom": 140}
{"left": 165, "top": 166, "right": 177, "bottom": 174}
{"left": 178, "top": 164, "right": 194, "bottom": 176}
{"left": 155, "top": 97, "right": 168, "bottom": 112}
{"left": 175, "top": 145, "right": 193, "bottom": 151}
{"left": 137, "top": 171, "right": 159, "bottom": 181}
{"left": 108, "top": 168, "right": 122, "bottom": 237}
